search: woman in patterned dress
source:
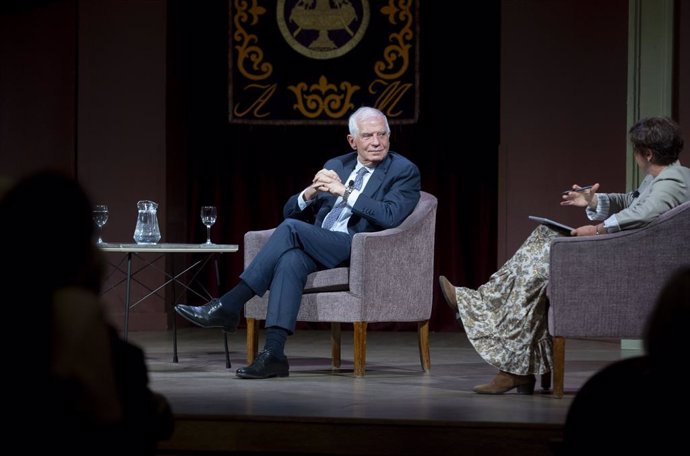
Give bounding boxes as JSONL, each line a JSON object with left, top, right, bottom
{"left": 439, "top": 116, "right": 690, "bottom": 394}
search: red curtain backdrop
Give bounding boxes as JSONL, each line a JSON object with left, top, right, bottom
{"left": 168, "top": 1, "right": 499, "bottom": 332}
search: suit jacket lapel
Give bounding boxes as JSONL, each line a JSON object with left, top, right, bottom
{"left": 324, "top": 152, "right": 392, "bottom": 207}
{"left": 338, "top": 156, "right": 356, "bottom": 187}
{"left": 361, "top": 153, "right": 392, "bottom": 197}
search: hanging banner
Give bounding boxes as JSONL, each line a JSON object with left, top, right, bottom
{"left": 229, "top": 0, "right": 419, "bottom": 124}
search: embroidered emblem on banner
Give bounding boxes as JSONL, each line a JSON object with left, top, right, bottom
{"left": 229, "top": 0, "right": 419, "bottom": 124}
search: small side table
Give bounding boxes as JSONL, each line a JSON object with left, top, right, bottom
{"left": 100, "top": 243, "right": 239, "bottom": 366}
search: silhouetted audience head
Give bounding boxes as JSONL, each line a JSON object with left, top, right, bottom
{"left": 560, "top": 266, "right": 690, "bottom": 455}
{"left": 0, "top": 169, "right": 104, "bottom": 294}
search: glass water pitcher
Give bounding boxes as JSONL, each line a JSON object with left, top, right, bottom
{"left": 133, "top": 200, "right": 161, "bottom": 244}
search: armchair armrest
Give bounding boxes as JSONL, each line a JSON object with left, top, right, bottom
{"left": 349, "top": 220, "right": 435, "bottom": 322}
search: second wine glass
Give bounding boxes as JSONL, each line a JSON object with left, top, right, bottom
{"left": 200, "top": 206, "right": 217, "bottom": 244}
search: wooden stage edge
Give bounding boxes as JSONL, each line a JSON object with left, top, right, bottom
{"left": 157, "top": 414, "right": 563, "bottom": 456}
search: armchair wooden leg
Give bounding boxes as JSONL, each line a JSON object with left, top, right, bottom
{"left": 418, "top": 320, "right": 431, "bottom": 372}
{"left": 330, "top": 322, "right": 342, "bottom": 368}
{"left": 553, "top": 336, "right": 566, "bottom": 398}
{"left": 246, "top": 318, "right": 259, "bottom": 364}
{"left": 353, "top": 321, "right": 367, "bottom": 377}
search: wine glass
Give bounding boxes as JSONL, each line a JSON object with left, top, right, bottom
{"left": 93, "top": 204, "right": 109, "bottom": 244}
{"left": 200, "top": 206, "right": 217, "bottom": 244}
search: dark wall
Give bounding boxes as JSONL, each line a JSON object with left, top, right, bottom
{"left": 0, "top": 0, "right": 76, "bottom": 176}
{"left": 498, "top": 0, "right": 629, "bottom": 263}
{"left": 0, "top": 0, "right": 169, "bottom": 330}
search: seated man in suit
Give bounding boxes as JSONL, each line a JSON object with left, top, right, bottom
{"left": 175, "top": 106, "right": 421, "bottom": 379}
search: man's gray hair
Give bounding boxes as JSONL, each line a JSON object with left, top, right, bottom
{"left": 348, "top": 107, "right": 391, "bottom": 138}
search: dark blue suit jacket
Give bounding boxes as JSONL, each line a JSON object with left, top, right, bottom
{"left": 283, "top": 151, "right": 421, "bottom": 235}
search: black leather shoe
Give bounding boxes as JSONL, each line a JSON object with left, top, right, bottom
{"left": 236, "top": 350, "right": 289, "bottom": 379}
{"left": 174, "top": 300, "right": 239, "bottom": 333}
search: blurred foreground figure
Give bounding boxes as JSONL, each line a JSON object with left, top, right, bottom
{"left": 560, "top": 266, "right": 690, "bottom": 454}
{"left": 0, "top": 170, "right": 173, "bottom": 455}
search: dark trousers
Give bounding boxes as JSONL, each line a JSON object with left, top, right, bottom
{"left": 240, "top": 218, "right": 352, "bottom": 332}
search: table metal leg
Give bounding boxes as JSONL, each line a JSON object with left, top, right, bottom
{"left": 172, "top": 258, "right": 179, "bottom": 363}
{"left": 124, "top": 252, "right": 133, "bottom": 341}
{"left": 224, "top": 333, "right": 231, "bottom": 368}
{"left": 214, "top": 257, "right": 232, "bottom": 369}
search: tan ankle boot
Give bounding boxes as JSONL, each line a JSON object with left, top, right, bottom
{"left": 438, "top": 275, "right": 458, "bottom": 312}
{"left": 473, "top": 371, "right": 536, "bottom": 395}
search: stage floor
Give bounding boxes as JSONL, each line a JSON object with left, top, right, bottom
{"left": 129, "top": 328, "right": 640, "bottom": 455}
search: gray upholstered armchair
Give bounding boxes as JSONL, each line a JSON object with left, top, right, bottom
{"left": 547, "top": 200, "right": 690, "bottom": 398}
{"left": 242, "top": 191, "right": 437, "bottom": 376}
